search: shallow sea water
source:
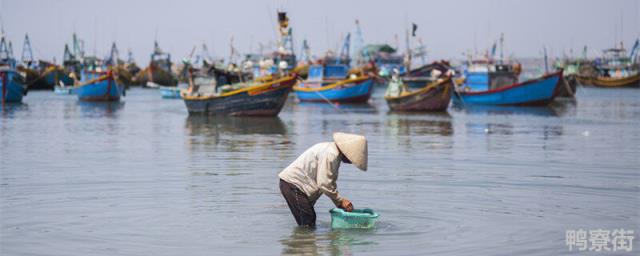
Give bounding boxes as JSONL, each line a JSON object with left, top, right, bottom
{"left": 1, "top": 87, "right": 639, "bottom": 255}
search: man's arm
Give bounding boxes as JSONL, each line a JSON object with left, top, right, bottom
{"left": 317, "top": 155, "right": 343, "bottom": 207}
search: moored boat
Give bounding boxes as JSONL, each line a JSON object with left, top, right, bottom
{"left": 385, "top": 75, "right": 453, "bottom": 112}
{"left": 1, "top": 67, "right": 27, "bottom": 103}
{"left": 577, "top": 41, "right": 640, "bottom": 88}
{"left": 133, "top": 41, "right": 177, "bottom": 87}
{"left": 579, "top": 73, "right": 640, "bottom": 88}
{"left": 74, "top": 70, "right": 125, "bottom": 101}
{"left": 1, "top": 36, "right": 27, "bottom": 103}
{"left": 182, "top": 74, "right": 297, "bottom": 116}
{"left": 454, "top": 71, "right": 562, "bottom": 106}
{"left": 293, "top": 59, "right": 376, "bottom": 103}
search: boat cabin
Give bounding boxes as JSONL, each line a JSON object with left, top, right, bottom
{"left": 595, "top": 48, "right": 637, "bottom": 78}
{"left": 463, "top": 60, "right": 518, "bottom": 91}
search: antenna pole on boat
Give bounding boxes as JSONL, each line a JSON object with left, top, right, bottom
{"left": 543, "top": 46, "right": 549, "bottom": 74}
{"left": 499, "top": 33, "right": 504, "bottom": 64}
{"left": 21, "top": 34, "right": 34, "bottom": 66}
{"left": 1, "top": 72, "right": 5, "bottom": 109}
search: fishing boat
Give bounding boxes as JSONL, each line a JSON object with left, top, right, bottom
{"left": 454, "top": 71, "right": 562, "bottom": 106}
{"left": 577, "top": 40, "right": 640, "bottom": 88}
{"left": 182, "top": 74, "right": 297, "bottom": 116}
{"left": 1, "top": 67, "right": 27, "bottom": 103}
{"left": 133, "top": 41, "right": 177, "bottom": 87}
{"left": 294, "top": 48, "right": 375, "bottom": 103}
{"left": 294, "top": 64, "right": 374, "bottom": 103}
{"left": 74, "top": 70, "right": 125, "bottom": 101}
{"left": 1, "top": 36, "right": 27, "bottom": 103}
{"left": 385, "top": 75, "right": 453, "bottom": 112}
{"left": 17, "top": 35, "right": 74, "bottom": 90}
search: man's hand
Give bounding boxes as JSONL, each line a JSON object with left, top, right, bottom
{"left": 340, "top": 198, "right": 353, "bottom": 212}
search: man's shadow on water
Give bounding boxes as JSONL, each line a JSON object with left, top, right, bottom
{"left": 280, "top": 226, "right": 377, "bottom": 256}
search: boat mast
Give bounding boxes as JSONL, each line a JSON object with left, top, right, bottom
{"left": 21, "top": 34, "right": 35, "bottom": 67}
{"left": 499, "top": 32, "right": 504, "bottom": 64}
{"left": 127, "top": 48, "right": 135, "bottom": 65}
{"left": 352, "top": 19, "right": 365, "bottom": 66}
{"left": 630, "top": 38, "right": 639, "bottom": 64}
{"left": 299, "top": 39, "right": 310, "bottom": 64}
{"left": 337, "top": 33, "right": 350, "bottom": 65}
{"left": 0, "top": 36, "right": 13, "bottom": 67}
{"left": 543, "top": 46, "right": 549, "bottom": 74}
{"left": 108, "top": 42, "right": 119, "bottom": 66}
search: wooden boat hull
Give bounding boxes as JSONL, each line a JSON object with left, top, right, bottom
{"left": 385, "top": 77, "right": 453, "bottom": 112}
{"left": 453, "top": 71, "right": 562, "bottom": 106}
{"left": 133, "top": 65, "right": 176, "bottom": 87}
{"left": 582, "top": 73, "right": 640, "bottom": 88}
{"left": 1, "top": 69, "right": 26, "bottom": 103}
{"left": 75, "top": 72, "right": 125, "bottom": 102}
{"left": 294, "top": 77, "right": 374, "bottom": 103}
{"left": 183, "top": 76, "right": 296, "bottom": 116}
{"left": 21, "top": 66, "right": 74, "bottom": 90}
{"left": 557, "top": 74, "right": 577, "bottom": 98}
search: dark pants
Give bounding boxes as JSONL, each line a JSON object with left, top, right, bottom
{"left": 280, "top": 179, "right": 316, "bottom": 227}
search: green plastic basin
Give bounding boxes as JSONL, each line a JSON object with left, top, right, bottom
{"left": 329, "top": 208, "right": 379, "bottom": 229}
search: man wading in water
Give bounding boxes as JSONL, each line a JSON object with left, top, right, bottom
{"left": 279, "top": 132, "right": 368, "bottom": 227}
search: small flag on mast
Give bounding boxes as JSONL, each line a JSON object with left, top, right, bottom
{"left": 412, "top": 23, "right": 418, "bottom": 37}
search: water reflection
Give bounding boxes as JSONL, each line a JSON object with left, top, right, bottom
{"left": 549, "top": 100, "right": 577, "bottom": 117}
{"left": 0, "top": 102, "right": 28, "bottom": 117}
{"left": 293, "top": 102, "right": 378, "bottom": 114}
{"left": 387, "top": 112, "right": 453, "bottom": 136}
{"left": 280, "top": 227, "right": 376, "bottom": 256}
{"left": 77, "top": 101, "right": 125, "bottom": 118}
{"left": 185, "top": 115, "right": 289, "bottom": 153}
{"left": 185, "top": 115, "right": 287, "bottom": 136}
{"left": 451, "top": 105, "right": 560, "bottom": 117}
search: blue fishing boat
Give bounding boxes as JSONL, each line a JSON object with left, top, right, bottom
{"left": 454, "top": 71, "right": 562, "bottom": 106}
{"left": 1, "top": 36, "right": 27, "bottom": 103}
{"left": 294, "top": 64, "right": 375, "bottom": 103}
{"left": 74, "top": 70, "right": 125, "bottom": 101}
{"left": 1, "top": 68, "right": 27, "bottom": 103}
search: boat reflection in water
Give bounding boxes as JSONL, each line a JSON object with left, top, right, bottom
{"left": 386, "top": 112, "right": 453, "bottom": 137}
{"left": 0, "top": 102, "right": 28, "bottom": 116}
{"left": 185, "top": 115, "right": 287, "bottom": 136}
{"left": 293, "top": 101, "right": 378, "bottom": 114}
{"left": 280, "top": 227, "right": 376, "bottom": 256}
{"left": 451, "top": 104, "right": 561, "bottom": 117}
{"left": 76, "top": 101, "right": 125, "bottom": 118}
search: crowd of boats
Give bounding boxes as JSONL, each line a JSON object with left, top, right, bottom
{"left": 1, "top": 12, "right": 639, "bottom": 116}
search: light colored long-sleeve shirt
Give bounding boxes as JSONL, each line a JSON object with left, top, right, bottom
{"left": 278, "top": 142, "right": 343, "bottom": 206}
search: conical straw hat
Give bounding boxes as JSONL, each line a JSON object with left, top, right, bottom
{"left": 333, "top": 132, "right": 368, "bottom": 171}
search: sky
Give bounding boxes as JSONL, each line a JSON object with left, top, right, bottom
{"left": 1, "top": 0, "right": 639, "bottom": 65}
